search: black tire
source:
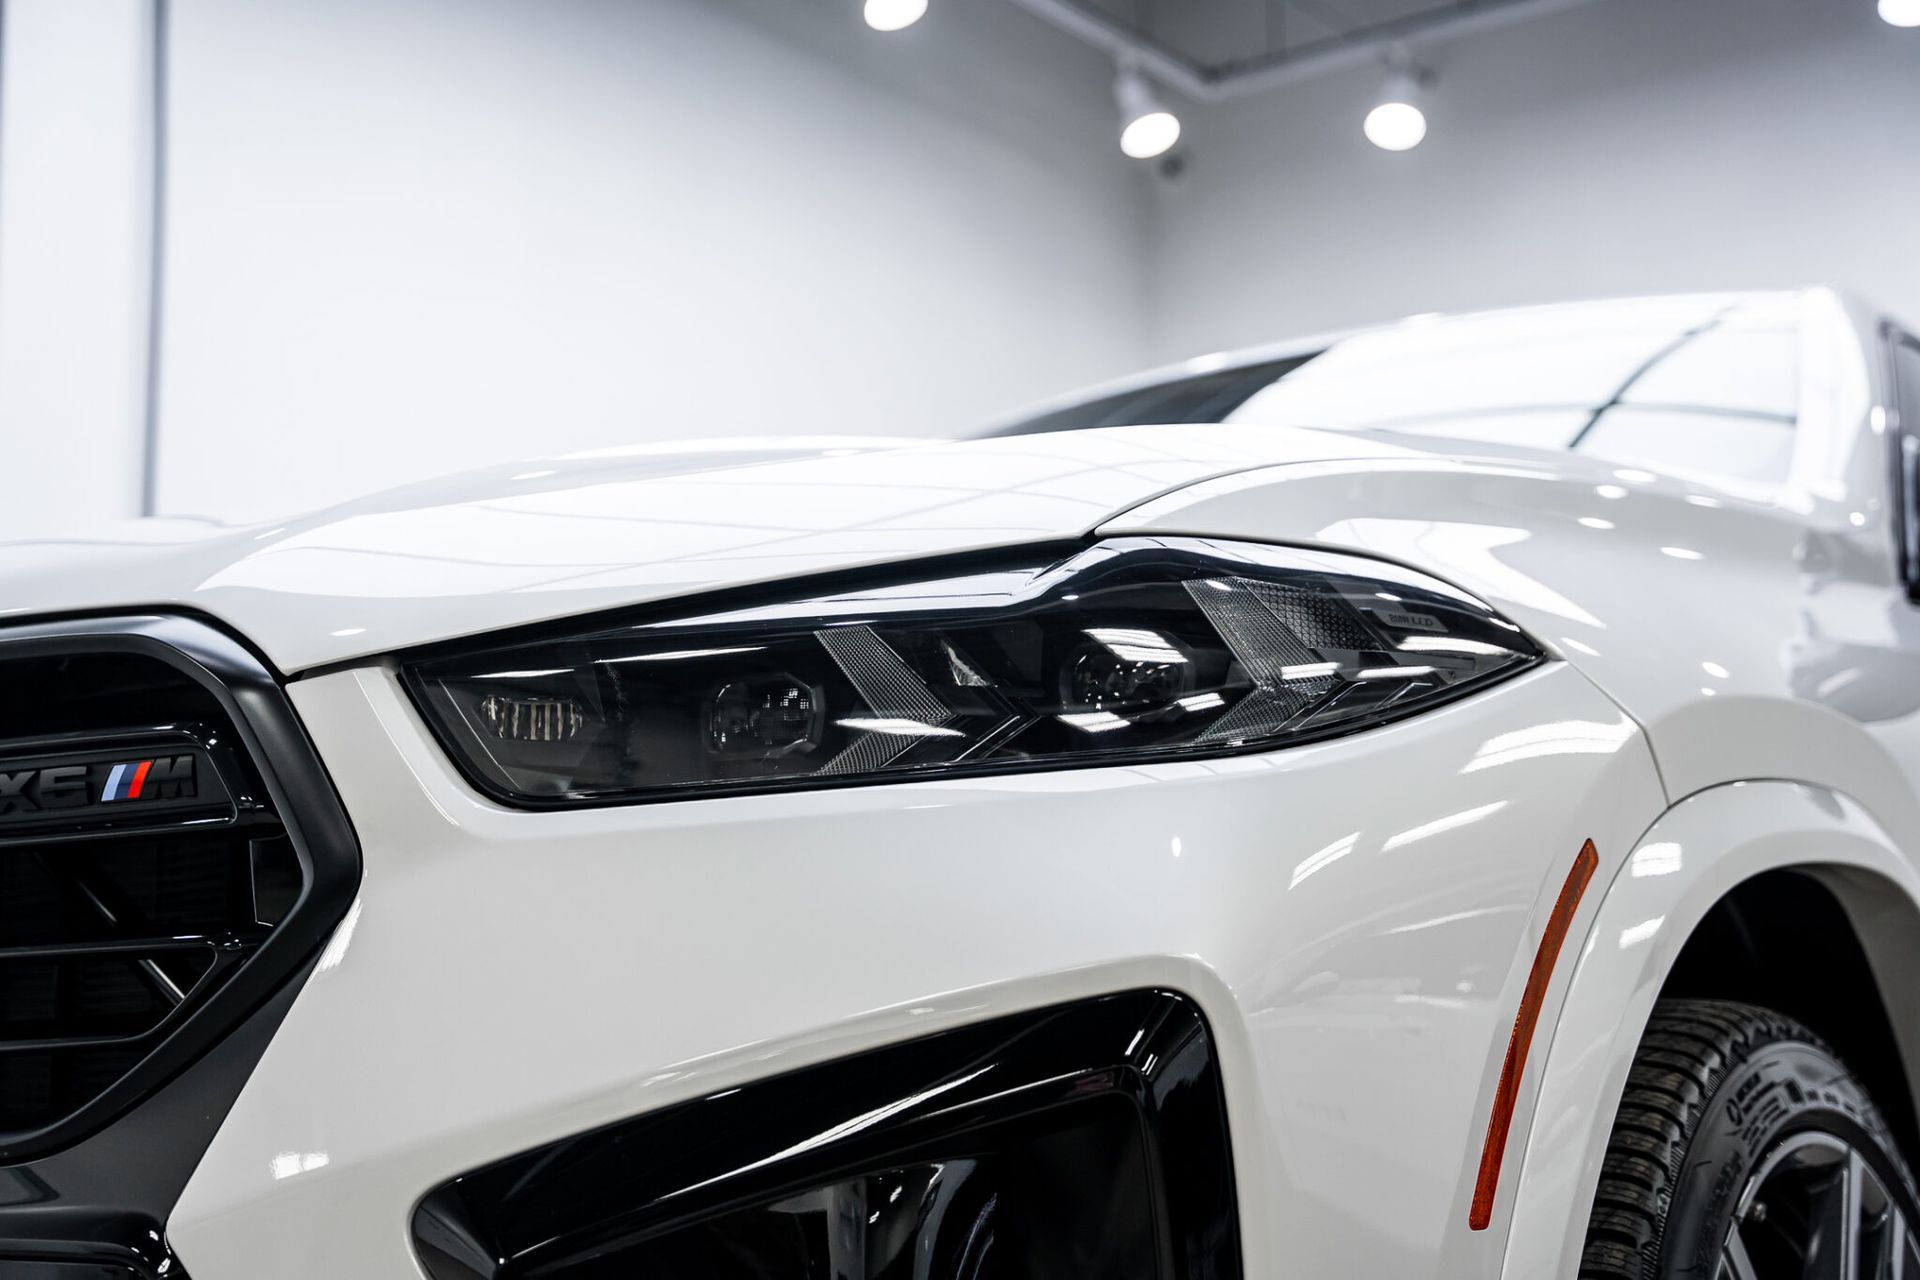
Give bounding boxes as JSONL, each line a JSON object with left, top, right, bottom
{"left": 1580, "top": 997, "right": 1920, "bottom": 1278}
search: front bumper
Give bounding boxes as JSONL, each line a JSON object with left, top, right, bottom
{"left": 157, "top": 658, "right": 1659, "bottom": 1278}
{"left": 414, "top": 988, "right": 1238, "bottom": 1279}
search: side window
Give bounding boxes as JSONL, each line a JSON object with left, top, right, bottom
{"left": 1893, "top": 333, "right": 1920, "bottom": 596}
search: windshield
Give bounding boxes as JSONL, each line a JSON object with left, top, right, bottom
{"left": 983, "top": 294, "right": 1802, "bottom": 490}
{"left": 986, "top": 355, "right": 1319, "bottom": 437}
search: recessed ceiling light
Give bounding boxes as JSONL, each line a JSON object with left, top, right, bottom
{"left": 1881, "top": 0, "right": 1920, "bottom": 26}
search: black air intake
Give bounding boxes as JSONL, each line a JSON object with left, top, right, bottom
{"left": 414, "top": 990, "right": 1240, "bottom": 1280}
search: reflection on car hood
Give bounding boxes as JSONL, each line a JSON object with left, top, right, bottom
{"left": 2, "top": 426, "right": 1472, "bottom": 673}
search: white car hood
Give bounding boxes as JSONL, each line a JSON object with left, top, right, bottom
{"left": 0, "top": 426, "right": 1438, "bottom": 673}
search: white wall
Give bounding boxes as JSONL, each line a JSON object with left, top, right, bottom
{"left": 152, "top": 0, "right": 1151, "bottom": 522}
{"left": 1144, "top": 0, "right": 1920, "bottom": 361}
{"left": 0, "top": 0, "right": 155, "bottom": 538}
{"left": 9, "top": 0, "right": 1920, "bottom": 533}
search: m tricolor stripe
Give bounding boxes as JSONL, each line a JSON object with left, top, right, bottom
{"left": 101, "top": 760, "right": 156, "bottom": 802}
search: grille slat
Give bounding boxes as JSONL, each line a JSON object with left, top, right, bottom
{"left": 0, "top": 940, "right": 260, "bottom": 1055}
{"left": 0, "top": 934, "right": 239, "bottom": 959}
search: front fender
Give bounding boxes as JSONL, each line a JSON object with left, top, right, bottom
{"left": 1500, "top": 780, "right": 1920, "bottom": 1278}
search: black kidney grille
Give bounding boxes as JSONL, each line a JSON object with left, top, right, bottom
{"left": 0, "top": 648, "right": 303, "bottom": 1145}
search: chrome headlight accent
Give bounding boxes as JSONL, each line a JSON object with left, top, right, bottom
{"left": 403, "top": 538, "right": 1544, "bottom": 806}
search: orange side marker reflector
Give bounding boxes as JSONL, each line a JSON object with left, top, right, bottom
{"left": 1469, "top": 837, "right": 1599, "bottom": 1231}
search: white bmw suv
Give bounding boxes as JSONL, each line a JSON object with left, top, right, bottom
{"left": 4, "top": 289, "right": 1919, "bottom": 1280}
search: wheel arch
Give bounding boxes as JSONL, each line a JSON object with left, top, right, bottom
{"left": 1498, "top": 779, "right": 1920, "bottom": 1278}
{"left": 1662, "top": 865, "right": 1920, "bottom": 1169}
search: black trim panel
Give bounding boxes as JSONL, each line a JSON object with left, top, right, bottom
{"left": 0, "top": 615, "right": 362, "bottom": 1275}
{"left": 0, "top": 958, "right": 311, "bottom": 1278}
{"left": 413, "top": 989, "right": 1239, "bottom": 1280}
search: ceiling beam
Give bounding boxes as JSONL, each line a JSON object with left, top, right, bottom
{"left": 999, "top": 0, "right": 1213, "bottom": 98}
{"left": 1002, "top": 0, "right": 1609, "bottom": 102}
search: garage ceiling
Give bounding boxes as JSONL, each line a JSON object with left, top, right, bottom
{"left": 1010, "top": 0, "right": 1602, "bottom": 94}
{"left": 1097, "top": 1, "right": 1510, "bottom": 74}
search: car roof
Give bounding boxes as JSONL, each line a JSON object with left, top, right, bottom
{"left": 981, "top": 289, "right": 1818, "bottom": 434}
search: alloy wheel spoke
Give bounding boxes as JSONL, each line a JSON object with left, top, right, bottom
{"left": 1843, "top": 1149, "right": 1864, "bottom": 1280}
{"left": 1803, "top": 1146, "right": 1860, "bottom": 1280}
{"left": 1722, "top": 1221, "right": 1760, "bottom": 1280}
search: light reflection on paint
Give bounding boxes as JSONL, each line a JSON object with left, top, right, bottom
{"left": 1399, "top": 523, "right": 1602, "bottom": 627}
{"left": 270, "top": 1151, "right": 330, "bottom": 1180}
{"left": 1393, "top": 994, "right": 1469, "bottom": 1010}
{"left": 1630, "top": 842, "right": 1682, "bottom": 877}
{"left": 1461, "top": 719, "right": 1634, "bottom": 773}
{"left": 316, "top": 899, "right": 362, "bottom": 974}
{"left": 1290, "top": 832, "right": 1359, "bottom": 888}
{"left": 1384, "top": 904, "right": 1518, "bottom": 935}
{"left": 1618, "top": 916, "right": 1665, "bottom": 949}
{"left": 1383, "top": 801, "right": 1508, "bottom": 851}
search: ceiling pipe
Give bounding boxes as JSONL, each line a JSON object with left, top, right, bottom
{"left": 1001, "top": 0, "right": 1609, "bottom": 103}
{"left": 1000, "top": 0, "right": 1211, "bottom": 99}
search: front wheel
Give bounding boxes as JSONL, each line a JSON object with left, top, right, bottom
{"left": 1580, "top": 998, "right": 1920, "bottom": 1278}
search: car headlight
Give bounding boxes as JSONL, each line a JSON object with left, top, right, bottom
{"left": 404, "top": 537, "right": 1543, "bottom": 807}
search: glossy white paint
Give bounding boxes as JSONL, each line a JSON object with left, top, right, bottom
{"left": 20, "top": 287, "right": 1920, "bottom": 1276}
{"left": 1504, "top": 782, "right": 1920, "bottom": 1277}
{"left": 1107, "top": 291, "right": 1920, "bottom": 858}
{"left": 0, "top": 428, "right": 1425, "bottom": 673}
{"left": 169, "top": 661, "right": 1661, "bottom": 1278}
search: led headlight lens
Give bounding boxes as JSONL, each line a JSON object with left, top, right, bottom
{"left": 406, "top": 538, "right": 1543, "bottom": 806}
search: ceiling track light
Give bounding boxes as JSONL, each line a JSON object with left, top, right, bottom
{"left": 1114, "top": 64, "right": 1181, "bottom": 160}
{"left": 1365, "top": 49, "right": 1433, "bottom": 152}
{"left": 863, "top": 0, "right": 927, "bottom": 32}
